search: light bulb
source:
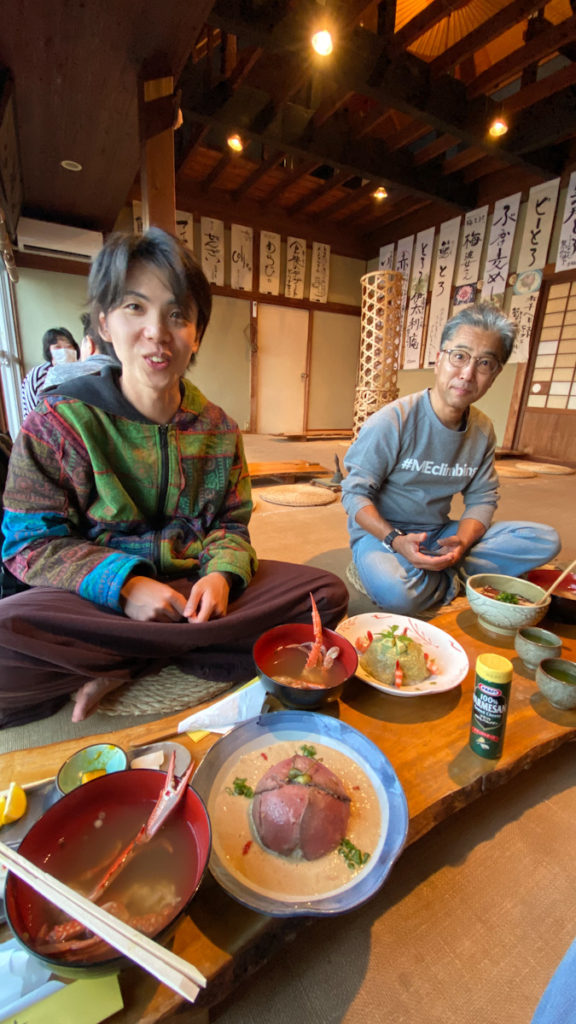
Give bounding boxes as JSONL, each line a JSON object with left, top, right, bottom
{"left": 489, "top": 117, "right": 508, "bottom": 138}
{"left": 312, "top": 30, "right": 333, "bottom": 56}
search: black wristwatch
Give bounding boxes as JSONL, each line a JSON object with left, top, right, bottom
{"left": 382, "top": 528, "right": 405, "bottom": 552}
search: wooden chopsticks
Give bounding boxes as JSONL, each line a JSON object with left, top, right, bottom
{"left": 0, "top": 841, "right": 206, "bottom": 1003}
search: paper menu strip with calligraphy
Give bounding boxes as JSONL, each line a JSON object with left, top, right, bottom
{"left": 285, "top": 236, "right": 306, "bottom": 299}
{"left": 455, "top": 206, "right": 487, "bottom": 286}
{"left": 517, "top": 178, "right": 560, "bottom": 272}
{"left": 379, "top": 243, "right": 395, "bottom": 271}
{"left": 509, "top": 289, "right": 540, "bottom": 363}
{"left": 424, "top": 216, "right": 461, "bottom": 366}
{"left": 310, "top": 241, "right": 330, "bottom": 303}
{"left": 201, "top": 217, "right": 225, "bottom": 286}
{"left": 259, "top": 230, "right": 281, "bottom": 295}
{"left": 403, "top": 226, "right": 435, "bottom": 369}
{"left": 555, "top": 171, "right": 576, "bottom": 272}
{"left": 395, "top": 234, "right": 414, "bottom": 347}
{"left": 230, "top": 224, "right": 253, "bottom": 291}
{"left": 175, "top": 212, "right": 194, "bottom": 250}
{"left": 480, "top": 192, "right": 522, "bottom": 306}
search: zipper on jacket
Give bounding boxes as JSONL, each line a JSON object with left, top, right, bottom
{"left": 154, "top": 425, "right": 170, "bottom": 568}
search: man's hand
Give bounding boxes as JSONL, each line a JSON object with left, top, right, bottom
{"left": 184, "top": 572, "right": 231, "bottom": 622}
{"left": 394, "top": 532, "right": 458, "bottom": 571}
{"left": 120, "top": 576, "right": 188, "bottom": 622}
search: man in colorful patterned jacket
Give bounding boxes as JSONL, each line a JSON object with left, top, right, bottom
{"left": 0, "top": 228, "right": 348, "bottom": 727}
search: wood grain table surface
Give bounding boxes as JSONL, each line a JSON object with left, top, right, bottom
{"left": 1, "top": 607, "right": 575, "bottom": 1023}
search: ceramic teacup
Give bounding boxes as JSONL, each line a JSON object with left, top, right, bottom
{"left": 514, "top": 626, "right": 562, "bottom": 672}
{"left": 535, "top": 658, "right": 576, "bottom": 710}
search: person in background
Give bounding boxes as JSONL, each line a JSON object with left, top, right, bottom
{"left": 20, "top": 327, "right": 79, "bottom": 416}
{"left": 43, "top": 312, "right": 120, "bottom": 389}
{"left": 341, "top": 303, "right": 561, "bottom": 617}
{"left": 0, "top": 227, "right": 348, "bottom": 727}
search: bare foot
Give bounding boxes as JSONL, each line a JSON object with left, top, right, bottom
{"left": 71, "top": 676, "right": 125, "bottom": 722}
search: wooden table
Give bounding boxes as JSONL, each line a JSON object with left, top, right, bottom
{"left": 1, "top": 607, "right": 575, "bottom": 1023}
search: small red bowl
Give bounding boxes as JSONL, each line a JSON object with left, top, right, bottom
{"left": 5, "top": 769, "right": 210, "bottom": 978}
{"left": 253, "top": 622, "right": 358, "bottom": 709}
{"left": 527, "top": 569, "right": 576, "bottom": 624}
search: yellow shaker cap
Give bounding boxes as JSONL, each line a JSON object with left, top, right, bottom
{"left": 476, "top": 653, "right": 513, "bottom": 684}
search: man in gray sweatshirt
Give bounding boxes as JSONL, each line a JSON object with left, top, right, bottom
{"left": 341, "top": 303, "right": 561, "bottom": 616}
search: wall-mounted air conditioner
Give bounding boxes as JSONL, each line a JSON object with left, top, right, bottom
{"left": 16, "top": 217, "right": 104, "bottom": 262}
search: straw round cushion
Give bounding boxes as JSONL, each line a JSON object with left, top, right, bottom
{"left": 97, "top": 666, "right": 233, "bottom": 716}
{"left": 495, "top": 463, "right": 537, "bottom": 478}
{"left": 259, "top": 484, "right": 338, "bottom": 507}
{"left": 513, "top": 461, "right": 575, "bottom": 475}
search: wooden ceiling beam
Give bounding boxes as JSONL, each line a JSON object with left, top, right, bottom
{"left": 467, "top": 13, "right": 576, "bottom": 98}
{"left": 262, "top": 158, "right": 321, "bottom": 205}
{"left": 442, "top": 145, "right": 488, "bottom": 174}
{"left": 385, "top": 119, "right": 432, "bottom": 150}
{"left": 430, "top": 0, "right": 544, "bottom": 75}
{"left": 200, "top": 149, "right": 233, "bottom": 190}
{"left": 309, "top": 179, "right": 378, "bottom": 221}
{"left": 287, "top": 170, "right": 350, "bottom": 216}
{"left": 185, "top": 3, "right": 564, "bottom": 184}
{"left": 232, "top": 149, "right": 287, "bottom": 199}
{"left": 413, "top": 133, "right": 459, "bottom": 165}
{"left": 506, "top": 88, "right": 576, "bottom": 156}
{"left": 503, "top": 61, "right": 576, "bottom": 116}
{"left": 393, "top": 0, "right": 471, "bottom": 50}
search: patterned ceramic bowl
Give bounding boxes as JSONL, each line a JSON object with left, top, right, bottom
{"left": 466, "top": 574, "right": 550, "bottom": 637}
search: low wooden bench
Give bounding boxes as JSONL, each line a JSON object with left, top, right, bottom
{"left": 248, "top": 460, "right": 329, "bottom": 482}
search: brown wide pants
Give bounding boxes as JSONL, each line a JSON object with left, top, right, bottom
{"left": 0, "top": 560, "right": 349, "bottom": 725}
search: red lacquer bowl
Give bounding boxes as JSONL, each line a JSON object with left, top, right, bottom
{"left": 5, "top": 768, "right": 210, "bottom": 977}
{"left": 253, "top": 622, "right": 358, "bottom": 709}
{"left": 527, "top": 569, "right": 576, "bottom": 625}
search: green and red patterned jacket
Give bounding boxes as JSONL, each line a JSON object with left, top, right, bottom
{"left": 2, "top": 368, "right": 257, "bottom": 610}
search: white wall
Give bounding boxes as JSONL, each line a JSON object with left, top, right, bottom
{"left": 190, "top": 294, "right": 251, "bottom": 429}
{"left": 14, "top": 268, "right": 88, "bottom": 372}
{"left": 396, "top": 363, "right": 516, "bottom": 446}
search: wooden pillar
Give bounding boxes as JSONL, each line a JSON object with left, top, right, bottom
{"left": 139, "top": 73, "right": 178, "bottom": 234}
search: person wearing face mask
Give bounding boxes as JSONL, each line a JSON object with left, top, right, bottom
{"left": 341, "top": 304, "right": 561, "bottom": 617}
{"left": 43, "top": 313, "right": 120, "bottom": 389}
{"left": 20, "top": 327, "right": 80, "bottom": 416}
{"left": 0, "top": 228, "right": 348, "bottom": 727}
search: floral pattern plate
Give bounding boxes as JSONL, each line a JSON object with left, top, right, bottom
{"left": 336, "top": 613, "right": 469, "bottom": 697}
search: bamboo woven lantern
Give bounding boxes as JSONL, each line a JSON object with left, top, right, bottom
{"left": 352, "top": 270, "right": 403, "bottom": 439}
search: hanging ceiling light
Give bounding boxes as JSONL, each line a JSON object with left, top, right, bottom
{"left": 489, "top": 116, "right": 508, "bottom": 138}
{"left": 311, "top": 29, "right": 333, "bottom": 56}
{"left": 372, "top": 186, "right": 388, "bottom": 200}
{"left": 227, "top": 133, "right": 244, "bottom": 153}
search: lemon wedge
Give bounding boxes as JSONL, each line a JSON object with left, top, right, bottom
{"left": 0, "top": 782, "right": 27, "bottom": 826}
{"left": 0, "top": 794, "right": 6, "bottom": 827}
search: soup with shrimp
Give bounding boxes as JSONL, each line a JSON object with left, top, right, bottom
{"left": 265, "top": 644, "right": 347, "bottom": 689}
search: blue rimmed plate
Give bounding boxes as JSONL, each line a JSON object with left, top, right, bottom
{"left": 192, "top": 711, "right": 408, "bottom": 916}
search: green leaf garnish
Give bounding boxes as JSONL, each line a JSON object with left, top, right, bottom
{"left": 338, "top": 838, "right": 371, "bottom": 871}
{"left": 226, "top": 777, "right": 254, "bottom": 798}
{"left": 299, "top": 744, "right": 317, "bottom": 758}
{"left": 495, "top": 591, "right": 520, "bottom": 604}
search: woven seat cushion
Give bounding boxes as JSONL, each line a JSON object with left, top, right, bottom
{"left": 97, "top": 665, "right": 233, "bottom": 716}
{"left": 259, "top": 484, "right": 337, "bottom": 507}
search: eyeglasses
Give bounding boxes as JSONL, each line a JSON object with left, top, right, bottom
{"left": 441, "top": 348, "right": 501, "bottom": 376}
